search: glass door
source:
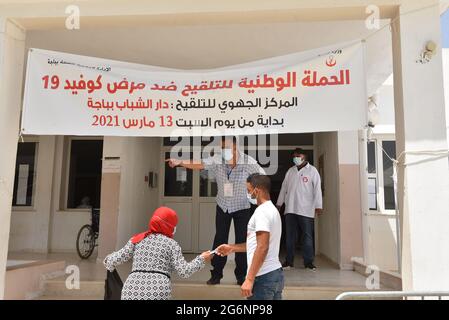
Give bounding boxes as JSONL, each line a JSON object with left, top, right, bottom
{"left": 160, "top": 150, "right": 195, "bottom": 251}
{"left": 160, "top": 141, "right": 217, "bottom": 253}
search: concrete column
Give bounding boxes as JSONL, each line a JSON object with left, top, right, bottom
{"left": 337, "top": 131, "right": 364, "bottom": 270}
{"left": 0, "top": 18, "right": 26, "bottom": 299}
{"left": 97, "top": 137, "right": 123, "bottom": 261}
{"left": 392, "top": 2, "right": 449, "bottom": 291}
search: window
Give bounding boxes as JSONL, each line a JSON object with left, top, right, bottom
{"left": 67, "top": 139, "right": 103, "bottom": 209}
{"left": 367, "top": 178, "right": 377, "bottom": 210}
{"left": 164, "top": 151, "right": 193, "bottom": 197}
{"left": 366, "top": 138, "right": 397, "bottom": 213}
{"left": 367, "top": 141, "right": 377, "bottom": 210}
{"left": 12, "top": 142, "right": 37, "bottom": 207}
{"left": 382, "top": 141, "right": 397, "bottom": 211}
{"left": 200, "top": 151, "right": 217, "bottom": 197}
{"left": 367, "top": 141, "right": 376, "bottom": 174}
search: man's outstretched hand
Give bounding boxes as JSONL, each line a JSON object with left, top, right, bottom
{"left": 165, "top": 158, "right": 181, "bottom": 168}
{"left": 216, "top": 244, "right": 233, "bottom": 257}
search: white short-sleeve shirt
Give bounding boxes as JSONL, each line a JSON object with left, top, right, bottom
{"left": 246, "top": 200, "right": 282, "bottom": 277}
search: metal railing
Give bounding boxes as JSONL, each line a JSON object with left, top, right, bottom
{"left": 336, "top": 291, "right": 449, "bottom": 300}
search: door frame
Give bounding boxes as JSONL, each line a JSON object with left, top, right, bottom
{"left": 159, "top": 136, "right": 317, "bottom": 253}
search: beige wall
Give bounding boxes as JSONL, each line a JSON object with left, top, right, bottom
{"left": 0, "top": 17, "right": 26, "bottom": 299}
{"left": 315, "top": 132, "right": 340, "bottom": 265}
{"left": 337, "top": 131, "right": 364, "bottom": 270}
{"left": 9, "top": 135, "right": 163, "bottom": 255}
{"left": 116, "top": 137, "right": 162, "bottom": 249}
{"left": 338, "top": 164, "right": 364, "bottom": 269}
{"left": 360, "top": 49, "right": 449, "bottom": 273}
{"left": 9, "top": 136, "right": 55, "bottom": 252}
{"left": 442, "top": 49, "right": 449, "bottom": 143}
{"left": 366, "top": 214, "right": 398, "bottom": 272}
{"left": 9, "top": 136, "right": 92, "bottom": 253}
{"left": 97, "top": 172, "right": 120, "bottom": 260}
{"left": 315, "top": 131, "right": 365, "bottom": 269}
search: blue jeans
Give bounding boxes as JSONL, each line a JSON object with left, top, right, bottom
{"left": 285, "top": 214, "right": 315, "bottom": 266}
{"left": 248, "top": 268, "right": 284, "bottom": 300}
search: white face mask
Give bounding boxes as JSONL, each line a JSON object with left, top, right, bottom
{"left": 293, "top": 157, "right": 304, "bottom": 166}
{"left": 247, "top": 190, "right": 258, "bottom": 205}
{"left": 173, "top": 226, "right": 177, "bottom": 235}
{"left": 222, "top": 148, "right": 233, "bottom": 161}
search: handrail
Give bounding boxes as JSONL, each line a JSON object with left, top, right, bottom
{"left": 336, "top": 291, "right": 449, "bottom": 300}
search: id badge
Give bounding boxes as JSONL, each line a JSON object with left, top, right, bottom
{"left": 224, "top": 183, "right": 234, "bottom": 197}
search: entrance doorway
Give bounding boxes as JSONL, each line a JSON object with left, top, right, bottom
{"left": 159, "top": 134, "right": 315, "bottom": 253}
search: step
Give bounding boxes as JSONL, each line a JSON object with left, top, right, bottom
{"left": 5, "top": 260, "right": 66, "bottom": 300}
{"left": 39, "top": 279, "right": 365, "bottom": 300}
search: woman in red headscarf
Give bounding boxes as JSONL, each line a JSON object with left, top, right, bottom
{"left": 104, "top": 206, "right": 213, "bottom": 300}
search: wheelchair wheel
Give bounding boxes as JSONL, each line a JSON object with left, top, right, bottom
{"left": 76, "top": 224, "right": 96, "bottom": 259}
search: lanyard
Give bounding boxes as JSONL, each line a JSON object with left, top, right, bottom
{"left": 226, "top": 166, "right": 234, "bottom": 180}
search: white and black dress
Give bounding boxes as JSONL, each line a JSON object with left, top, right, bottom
{"left": 103, "top": 233, "right": 205, "bottom": 300}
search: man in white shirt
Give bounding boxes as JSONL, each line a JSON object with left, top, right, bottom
{"left": 276, "top": 148, "right": 323, "bottom": 271}
{"left": 216, "top": 173, "right": 284, "bottom": 300}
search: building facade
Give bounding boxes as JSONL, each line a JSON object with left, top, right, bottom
{"left": 1, "top": 0, "right": 449, "bottom": 299}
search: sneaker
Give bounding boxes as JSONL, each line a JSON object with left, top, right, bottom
{"left": 305, "top": 263, "right": 317, "bottom": 271}
{"left": 207, "top": 276, "right": 221, "bottom": 285}
{"left": 282, "top": 261, "right": 294, "bottom": 271}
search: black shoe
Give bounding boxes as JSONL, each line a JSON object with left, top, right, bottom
{"left": 207, "top": 277, "right": 221, "bottom": 285}
{"left": 305, "top": 263, "right": 317, "bottom": 271}
{"left": 237, "top": 278, "right": 245, "bottom": 286}
{"left": 282, "top": 261, "right": 294, "bottom": 271}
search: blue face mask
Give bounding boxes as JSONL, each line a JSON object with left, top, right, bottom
{"left": 293, "top": 157, "right": 304, "bottom": 166}
{"left": 247, "top": 190, "right": 257, "bottom": 205}
{"left": 222, "top": 148, "right": 233, "bottom": 161}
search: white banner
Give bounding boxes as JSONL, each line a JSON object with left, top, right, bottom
{"left": 21, "top": 42, "right": 367, "bottom": 137}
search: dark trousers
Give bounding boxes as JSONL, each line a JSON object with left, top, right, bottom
{"left": 285, "top": 214, "right": 315, "bottom": 266}
{"left": 211, "top": 206, "right": 252, "bottom": 280}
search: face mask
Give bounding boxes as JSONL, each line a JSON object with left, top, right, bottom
{"left": 173, "top": 226, "right": 177, "bottom": 235}
{"left": 222, "top": 148, "right": 233, "bottom": 161}
{"left": 247, "top": 190, "right": 258, "bottom": 205}
{"left": 293, "top": 157, "right": 304, "bottom": 166}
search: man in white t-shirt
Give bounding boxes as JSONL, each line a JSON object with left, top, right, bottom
{"left": 216, "top": 173, "right": 284, "bottom": 300}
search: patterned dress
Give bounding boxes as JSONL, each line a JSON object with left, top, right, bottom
{"left": 103, "top": 233, "right": 205, "bottom": 300}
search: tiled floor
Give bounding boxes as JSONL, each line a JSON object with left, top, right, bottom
{"left": 8, "top": 250, "right": 371, "bottom": 289}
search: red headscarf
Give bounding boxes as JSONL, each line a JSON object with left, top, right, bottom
{"left": 131, "top": 206, "right": 178, "bottom": 244}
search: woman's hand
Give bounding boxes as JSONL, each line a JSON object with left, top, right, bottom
{"left": 200, "top": 251, "right": 214, "bottom": 261}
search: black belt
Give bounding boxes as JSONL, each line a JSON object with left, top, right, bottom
{"left": 130, "top": 270, "right": 171, "bottom": 279}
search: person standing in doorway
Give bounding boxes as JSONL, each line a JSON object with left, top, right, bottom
{"left": 165, "top": 136, "right": 265, "bottom": 285}
{"left": 216, "top": 173, "right": 284, "bottom": 300}
{"left": 276, "top": 148, "right": 323, "bottom": 271}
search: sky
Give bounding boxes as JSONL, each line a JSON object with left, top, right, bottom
{"left": 442, "top": 10, "right": 449, "bottom": 48}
